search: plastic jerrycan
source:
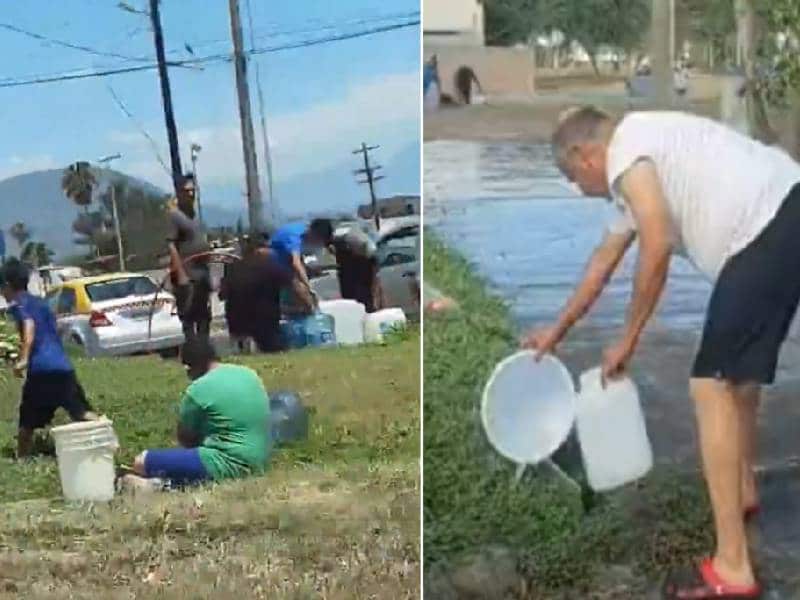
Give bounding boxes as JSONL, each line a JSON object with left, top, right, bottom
{"left": 575, "top": 367, "right": 653, "bottom": 491}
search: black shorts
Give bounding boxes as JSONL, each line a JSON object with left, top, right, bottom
{"left": 174, "top": 279, "right": 211, "bottom": 323}
{"left": 692, "top": 183, "right": 800, "bottom": 384}
{"left": 20, "top": 371, "right": 93, "bottom": 430}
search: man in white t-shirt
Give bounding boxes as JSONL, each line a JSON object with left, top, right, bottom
{"left": 524, "top": 106, "right": 800, "bottom": 598}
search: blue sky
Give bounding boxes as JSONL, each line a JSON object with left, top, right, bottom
{"left": 0, "top": 0, "right": 420, "bottom": 221}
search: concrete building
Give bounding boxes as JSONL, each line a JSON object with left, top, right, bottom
{"left": 423, "top": 0, "right": 485, "bottom": 47}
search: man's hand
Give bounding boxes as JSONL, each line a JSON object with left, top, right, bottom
{"left": 521, "top": 325, "right": 564, "bottom": 360}
{"left": 13, "top": 359, "right": 27, "bottom": 378}
{"left": 601, "top": 337, "right": 635, "bottom": 386}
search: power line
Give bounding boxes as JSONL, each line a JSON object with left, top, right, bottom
{"left": 105, "top": 83, "right": 172, "bottom": 178}
{"left": 0, "top": 21, "right": 150, "bottom": 63}
{"left": 0, "top": 18, "right": 419, "bottom": 89}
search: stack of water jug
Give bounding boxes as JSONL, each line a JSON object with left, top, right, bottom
{"left": 279, "top": 299, "right": 407, "bottom": 350}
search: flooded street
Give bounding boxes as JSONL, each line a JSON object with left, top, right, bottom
{"left": 425, "top": 140, "right": 800, "bottom": 595}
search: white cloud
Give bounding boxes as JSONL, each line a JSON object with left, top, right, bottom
{"left": 0, "top": 154, "right": 59, "bottom": 181}
{"left": 108, "top": 70, "right": 420, "bottom": 189}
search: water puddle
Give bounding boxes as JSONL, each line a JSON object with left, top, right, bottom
{"left": 425, "top": 140, "right": 800, "bottom": 595}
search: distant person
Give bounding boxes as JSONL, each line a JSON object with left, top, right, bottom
{"left": 331, "top": 223, "right": 383, "bottom": 313}
{"left": 269, "top": 219, "right": 334, "bottom": 314}
{"left": 167, "top": 173, "right": 211, "bottom": 343}
{"left": 123, "top": 338, "right": 270, "bottom": 490}
{"left": 219, "top": 234, "right": 292, "bottom": 353}
{"left": 0, "top": 259, "right": 98, "bottom": 458}
{"left": 525, "top": 106, "right": 800, "bottom": 598}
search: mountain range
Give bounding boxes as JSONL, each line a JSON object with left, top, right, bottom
{"left": 0, "top": 141, "right": 420, "bottom": 260}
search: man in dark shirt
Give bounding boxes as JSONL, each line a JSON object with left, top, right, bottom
{"left": 219, "top": 235, "right": 292, "bottom": 353}
{"left": 332, "top": 223, "right": 382, "bottom": 312}
{"left": 167, "top": 173, "right": 211, "bottom": 343}
{"left": 0, "top": 260, "right": 98, "bottom": 457}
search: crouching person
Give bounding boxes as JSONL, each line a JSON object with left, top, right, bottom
{"left": 124, "top": 338, "right": 270, "bottom": 490}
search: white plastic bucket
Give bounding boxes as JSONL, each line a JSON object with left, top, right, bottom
{"left": 481, "top": 351, "right": 576, "bottom": 465}
{"left": 364, "top": 308, "right": 407, "bottom": 343}
{"left": 51, "top": 419, "right": 118, "bottom": 502}
{"left": 319, "top": 299, "right": 366, "bottom": 345}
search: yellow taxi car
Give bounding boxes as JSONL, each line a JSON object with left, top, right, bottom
{"left": 46, "top": 272, "right": 184, "bottom": 357}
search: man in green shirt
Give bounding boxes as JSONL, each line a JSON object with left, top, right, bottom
{"left": 124, "top": 339, "right": 270, "bottom": 488}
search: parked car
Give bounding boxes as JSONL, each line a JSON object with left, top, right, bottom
{"left": 46, "top": 273, "right": 184, "bottom": 357}
{"left": 375, "top": 220, "right": 419, "bottom": 318}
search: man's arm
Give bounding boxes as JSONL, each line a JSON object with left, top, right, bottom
{"left": 616, "top": 160, "right": 673, "bottom": 350}
{"left": 177, "top": 394, "right": 203, "bottom": 448}
{"left": 15, "top": 319, "right": 34, "bottom": 375}
{"left": 555, "top": 230, "right": 636, "bottom": 335}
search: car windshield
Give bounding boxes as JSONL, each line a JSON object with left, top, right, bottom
{"left": 85, "top": 277, "right": 157, "bottom": 302}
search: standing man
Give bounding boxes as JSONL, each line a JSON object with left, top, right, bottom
{"left": 269, "top": 218, "right": 334, "bottom": 314}
{"left": 0, "top": 260, "right": 98, "bottom": 458}
{"left": 525, "top": 107, "right": 800, "bottom": 598}
{"left": 167, "top": 173, "right": 212, "bottom": 343}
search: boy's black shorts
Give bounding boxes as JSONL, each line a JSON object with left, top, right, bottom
{"left": 692, "top": 183, "right": 800, "bottom": 384}
{"left": 20, "top": 371, "right": 93, "bottom": 430}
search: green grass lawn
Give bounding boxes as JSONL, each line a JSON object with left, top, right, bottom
{"left": 0, "top": 331, "right": 419, "bottom": 598}
{"left": 423, "top": 235, "right": 713, "bottom": 597}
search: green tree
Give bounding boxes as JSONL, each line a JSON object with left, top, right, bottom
{"left": 685, "top": 0, "right": 736, "bottom": 69}
{"left": 484, "top": 0, "right": 540, "bottom": 46}
{"left": 8, "top": 222, "right": 31, "bottom": 250}
{"left": 61, "top": 162, "right": 96, "bottom": 213}
{"left": 542, "top": 0, "right": 651, "bottom": 74}
{"left": 21, "top": 241, "right": 54, "bottom": 268}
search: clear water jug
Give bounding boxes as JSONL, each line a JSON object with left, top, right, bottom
{"left": 575, "top": 367, "right": 653, "bottom": 491}
{"left": 280, "top": 313, "right": 336, "bottom": 349}
{"left": 268, "top": 390, "right": 309, "bottom": 447}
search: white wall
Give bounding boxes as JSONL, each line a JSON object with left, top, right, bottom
{"left": 423, "top": 0, "right": 484, "bottom": 46}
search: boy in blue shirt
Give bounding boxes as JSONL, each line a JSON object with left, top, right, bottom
{"left": 0, "top": 260, "right": 97, "bottom": 457}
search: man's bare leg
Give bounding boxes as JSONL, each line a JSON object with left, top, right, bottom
{"left": 736, "top": 383, "right": 760, "bottom": 510}
{"left": 691, "top": 377, "right": 755, "bottom": 585}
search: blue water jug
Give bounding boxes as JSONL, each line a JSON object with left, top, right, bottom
{"left": 280, "top": 313, "right": 336, "bottom": 349}
{"left": 268, "top": 390, "right": 309, "bottom": 448}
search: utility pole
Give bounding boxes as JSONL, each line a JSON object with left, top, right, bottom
{"left": 353, "top": 142, "right": 385, "bottom": 231}
{"left": 190, "top": 143, "right": 203, "bottom": 224}
{"left": 650, "top": 0, "right": 672, "bottom": 107}
{"left": 97, "top": 154, "right": 125, "bottom": 272}
{"left": 228, "top": 0, "right": 264, "bottom": 233}
{"left": 149, "top": 0, "right": 183, "bottom": 194}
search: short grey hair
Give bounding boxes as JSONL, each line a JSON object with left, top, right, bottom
{"left": 551, "top": 106, "right": 612, "bottom": 170}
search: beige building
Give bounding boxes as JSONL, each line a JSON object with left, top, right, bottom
{"left": 423, "top": 0, "right": 485, "bottom": 47}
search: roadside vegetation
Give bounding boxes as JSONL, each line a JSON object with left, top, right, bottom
{"left": 0, "top": 330, "right": 419, "bottom": 598}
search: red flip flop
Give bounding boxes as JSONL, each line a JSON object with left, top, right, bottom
{"left": 662, "top": 558, "right": 762, "bottom": 599}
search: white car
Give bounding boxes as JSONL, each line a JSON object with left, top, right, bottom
{"left": 46, "top": 273, "right": 184, "bottom": 357}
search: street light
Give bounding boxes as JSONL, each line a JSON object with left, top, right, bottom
{"left": 97, "top": 153, "right": 126, "bottom": 272}
{"left": 190, "top": 143, "right": 203, "bottom": 225}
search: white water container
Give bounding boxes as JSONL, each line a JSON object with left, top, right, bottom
{"left": 51, "top": 419, "right": 118, "bottom": 502}
{"left": 364, "top": 308, "right": 407, "bottom": 343}
{"left": 319, "top": 299, "right": 366, "bottom": 345}
{"left": 481, "top": 351, "right": 576, "bottom": 465}
{"left": 575, "top": 367, "right": 653, "bottom": 491}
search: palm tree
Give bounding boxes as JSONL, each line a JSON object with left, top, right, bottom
{"left": 8, "top": 222, "right": 31, "bottom": 250}
{"left": 61, "top": 161, "right": 96, "bottom": 213}
{"left": 21, "top": 241, "right": 54, "bottom": 268}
